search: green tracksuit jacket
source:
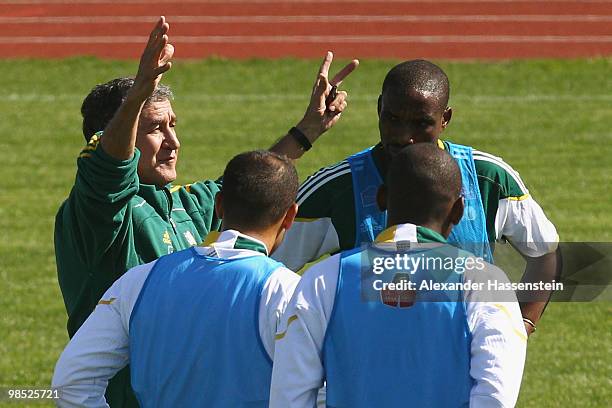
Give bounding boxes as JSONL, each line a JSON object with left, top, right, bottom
{"left": 55, "top": 134, "right": 221, "bottom": 407}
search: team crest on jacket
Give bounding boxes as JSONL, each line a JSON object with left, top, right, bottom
{"left": 162, "top": 231, "right": 174, "bottom": 253}
{"left": 380, "top": 272, "right": 415, "bottom": 308}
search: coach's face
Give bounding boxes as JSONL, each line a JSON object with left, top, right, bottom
{"left": 135, "top": 98, "right": 180, "bottom": 187}
{"left": 377, "top": 89, "right": 452, "bottom": 158}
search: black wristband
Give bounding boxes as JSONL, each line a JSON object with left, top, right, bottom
{"left": 289, "top": 126, "right": 312, "bottom": 151}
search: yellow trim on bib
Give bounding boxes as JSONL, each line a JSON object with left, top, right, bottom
{"left": 374, "top": 225, "right": 398, "bottom": 243}
{"left": 506, "top": 194, "right": 530, "bottom": 201}
{"left": 201, "top": 231, "right": 221, "bottom": 246}
{"left": 275, "top": 315, "right": 298, "bottom": 340}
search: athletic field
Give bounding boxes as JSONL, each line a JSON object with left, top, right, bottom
{"left": 1, "top": 57, "right": 611, "bottom": 406}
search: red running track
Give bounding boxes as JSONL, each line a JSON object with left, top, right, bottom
{"left": 0, "top": 0, "right": 611, "bottom": 59}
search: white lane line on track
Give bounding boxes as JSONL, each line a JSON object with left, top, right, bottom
{"left": 6, "top": 93, "right": 612, "bottom": 103}
{"left": 2, "top": 15, "right": 612, "bottom": 23}
{"left": 2, "top": 35, "right": 612, "bottom": 43}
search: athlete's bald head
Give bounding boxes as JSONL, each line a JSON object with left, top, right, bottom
{"left": 385, "top": 144, "right": 462, "bottom": 231}
{"left": 382, "top": 60, "right": 450, "bottom": 111}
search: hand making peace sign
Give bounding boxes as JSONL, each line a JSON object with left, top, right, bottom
{"left": 297, "top": 51, "right": 360, "bottom": 141}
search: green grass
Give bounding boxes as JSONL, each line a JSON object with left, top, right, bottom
{"left": 0, "top": 57, "right": 611, "bottom": 407}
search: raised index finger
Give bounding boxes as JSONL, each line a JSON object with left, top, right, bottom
{"left": 318, "top": 51, "right": 333, "bottom": 78}
{"left": 330, "top": 59, "right": 360, "bottom": 87}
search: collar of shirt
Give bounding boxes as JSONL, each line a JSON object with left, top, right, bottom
{"left": 198, "top": 229, "right": 269, "bottom": 258}
{"left": 374, "top": 223, "right": 447, "bottom": 250}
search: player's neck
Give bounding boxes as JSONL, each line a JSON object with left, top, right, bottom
{"left": 387, "top": 216, "right": 447, "bottom": 238}
{"left": 221, "top": 224, "right": 280, "bottom": 256}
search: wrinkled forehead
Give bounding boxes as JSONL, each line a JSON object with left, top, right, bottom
{"left": 381, "top": 88, "right": 445, "bottom": 115}
{"left": 142, "top": 98, "right": 175, "bottom": 119}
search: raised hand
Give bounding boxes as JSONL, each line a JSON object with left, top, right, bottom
{"left": 131, "top": 16, "right": 175, "bottom": 101}
{"left": 297, "top": 51, "right": 359, "bottom": 140}
{"left": 100, "top": 17, "right": 175, "bottom": 160}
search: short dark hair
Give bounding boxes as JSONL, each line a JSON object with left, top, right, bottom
{"left": 80, "top": 77, "right": 173, "bottom": 142}
{"left": 382, "top": 60, "right": 450, "bottom": 112}
{"left": 386, "top": 143, "right": 461, "bottom": 225}
{"left": 221, "top": 150, "right": 298, "bottom": 230}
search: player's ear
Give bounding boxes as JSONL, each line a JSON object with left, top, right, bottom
{"left": 450, "top": 195, "right": 464, "bottom": 226}
{"left": 442, "top": 107, "right": 452, "bottom": 130}
{"left": 271, "top": 203, "right": 298, "bottom": 255}
{"left": 214, "top": 191, "right": 224, "bottom": 219}
{"left": 376, "top": 185, "right": 387, "bottom": 212}
{"left": 281, "top": 203, "right": 298, "bottom": 231}
{"left": 377, "top": 95, "right": 382, "bottom": 117}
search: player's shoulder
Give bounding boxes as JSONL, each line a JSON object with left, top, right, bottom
{"left": 121, "top": 259, "right": 158, "bottom": 289}
{"left": 262, "top": 265, "right": 301, "bottom": 303}
{"left": 172, "top": 178, "right": 221, "bottom": 196}
{"left": 269, "top": 265, "right": 301, "bottom": 287}
{"left": 296, "top": 159, "right": 352, "bottom": 205}
{"left": 102, "top": 259, "right": 157, "bottom": 313}
{"left": 471, "top": 148, "right": 529, "bottom": 197}
{"left": 299, "top": 253, "right": 342, "bottom": 291}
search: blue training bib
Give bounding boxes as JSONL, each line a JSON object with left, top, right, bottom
{"left": 323, "top": 245, "right": 473, "bottom": 407}
{"left": 129, "top": 248, "right": 281, "bottom": 408}
{"left": 346, "top": 144, "right": 493, "bottom": 262}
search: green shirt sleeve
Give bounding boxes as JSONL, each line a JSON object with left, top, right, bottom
{"left": 174, "top": 179, "right": 223, "bottom": 237}
{"left": 473, "top": 150, "right": 528, "bottom": 242}
{"left": 297, "top": 171, "right": 357, "bottom": 251}
{"left": 272, "top": 161, "right": 356, "bottom": 270}
{"left": 55, "top": 136, "right": 140, "bottom": 336}
{"left": 72, "top": 140, "right": 140, "bottom": 263}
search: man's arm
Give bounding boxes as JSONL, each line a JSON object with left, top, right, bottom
{"left": 468, "top": 302, "right": 527, "bottom": 407}
{"left": 465, "top": 264, "right": 528, "bottom": 407}
{"left": 496, "top": 194, "right": 561, "bottom": 335}
{"left": 517, "top": 247, "right": 562, "bottom": 335}
{"left": 269, "top": 255, "right": 340, "bottom": 407}
{"left": 258, "top": 267, "right": 301, "bottom": 359}
{"left": 55, "top": 17, "right": 176, "bottom": 334}
{"left": 180, "top": 52, "right": 357, "bottom": 234}
{"left": 269, "top": 52, "right": 359, "bottom": 160}
{"left": 52, "top": 262, "right": 153, "bottom": 407}
{"left": 100, "top": 16, "right": 173, "bottom": 160}
{"left": 474, "top": 150, "right": 560, "bottom": 335}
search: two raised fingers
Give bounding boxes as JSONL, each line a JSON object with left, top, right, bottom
{"left": 317, "top": 52, "right": 359, "bottom": 86}
{"left": 316, "top": 51, "right": 359, "bottom": 112}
